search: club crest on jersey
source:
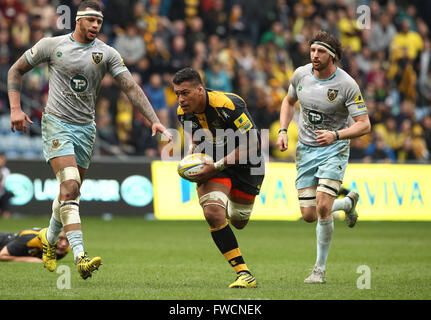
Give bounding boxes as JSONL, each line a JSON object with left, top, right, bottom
{"left": 92, "top": 52, "right": 103, "bottom": 65}
{"left": 52, "top": 139, "right": 60, "bottom": 149}
{"left": 326, "top": 89, "right": 338, "bottom": 102}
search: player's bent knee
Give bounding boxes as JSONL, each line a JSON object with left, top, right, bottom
{"left": 227, "top": 200, "right": 253, "bottom": 222}
{"left": 316, "top": 178, "right": 340, "bottom": 197}
{"left": 56, "top": 166, "right": 81, "bottom": 200}
{"left": 203, "top": 205, "right": 227, "bottom": 229}
{"left": 60, "top": 180, "right": 80, "bottom": 200}
{"left": 301, "top": 210, "right": 317, "bottom": 223}
{"left": 230, "top": 219, "right": 249, "bottom": 230}
{"left": 300, "top": 204, "right": 317, "bottom": 222}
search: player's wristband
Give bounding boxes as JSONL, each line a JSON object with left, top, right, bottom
{"left": 214, "top": 159, "right": 226, "bottom": 171}
{"left": 335, "top": 130, "right": 340, "bottom": 140}
{"left": 278, "top": 128, "right": 287, "bottom": 135}
{"left": 330, "top": 131, "right": 338, "bottom": 140}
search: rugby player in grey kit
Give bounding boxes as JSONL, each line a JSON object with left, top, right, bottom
{"left": 277, "top": 31, "right": 371, "bottom": 283}
{"left": 7, "top": 1, "right": 172, "bottom": 279}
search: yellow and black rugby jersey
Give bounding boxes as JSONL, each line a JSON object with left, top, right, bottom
{"left": 2, "top": 229, "right": 43, "bottom": 258}
{"left": 1, "top": 229, "right": 69, "bottom": 259}
{"left": 177, "top": 89, "right": 263, "bottom": 166}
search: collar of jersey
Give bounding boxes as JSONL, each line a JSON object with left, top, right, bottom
{"left": 192, "top": 89, "right": 210, "bottom": 114}
{"left": 69, "top": 33, "right": 96, "bottom": 47}
{"left": 311, "top": 67, "right": 338, "bottom": 82}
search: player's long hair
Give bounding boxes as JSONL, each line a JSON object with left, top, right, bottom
{"left": 309, "top": 30, "right": 342, "bottom": 62}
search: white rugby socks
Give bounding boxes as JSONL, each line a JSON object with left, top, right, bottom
{"left": 331, "top": 197, "right": 352, "bottom": 212}
{"left": 315, "top": 216, "right": 334, "bottom": 271}
{"left": 47, "top": 196, "right": 62, "bottom": 245}
{"left": 47, "top": 216, "right": 63, "bottom": 245}
{"left": 66, "top": 230, "right": 85, "bottom": 261}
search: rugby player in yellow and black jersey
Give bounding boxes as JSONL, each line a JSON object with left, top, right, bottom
{"left": 0, "top": 228, "right": 69, "bottom": 263}
{"left": 173, "top": 67, "right": 265, "bottom": 288}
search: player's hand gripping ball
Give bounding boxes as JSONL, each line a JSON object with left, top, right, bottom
{"left": 178, "top": 153, "right": 214, "bottom": 182}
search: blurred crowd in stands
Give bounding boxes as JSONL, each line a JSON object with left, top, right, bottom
{"left": 0, "top": 0, "right": 430, "bottom": 163}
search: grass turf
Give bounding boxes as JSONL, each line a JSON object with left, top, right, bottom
{"left": 0, "top": 217, "right": 430, "bottom": 300}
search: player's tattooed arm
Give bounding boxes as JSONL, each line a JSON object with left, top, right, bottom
{"left": 8, "top": 54, "right": 34, "bottom": 133}
{"left": 115, "top": 71, "right": 160, "bottom": 124}
{"left": 7, "top": 54, "right": 33, "bottom": 93}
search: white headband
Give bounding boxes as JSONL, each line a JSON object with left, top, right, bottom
{"left": 311, "top": 41, "right": 336, "bottom": 58}
{"left": 76, "top": 10, "right": 104, "bottom": 22}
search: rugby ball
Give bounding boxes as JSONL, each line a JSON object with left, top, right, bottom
{"left": 178, "top": 153, "right": 214, "bottom": 182}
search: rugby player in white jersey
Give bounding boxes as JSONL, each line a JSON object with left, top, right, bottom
{"left": 7, "top": 1, "right": 172, "bottom": 279}
{"left": 277, "top": 31, "right": 371, "bottom": 283}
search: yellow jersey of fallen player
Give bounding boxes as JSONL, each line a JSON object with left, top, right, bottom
{"left": 0, "top": 229, "right": 69, "bottom": 259}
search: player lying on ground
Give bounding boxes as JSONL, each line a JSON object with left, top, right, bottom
{"left": 0, "top": 228, "right": 69, "bottom": 263}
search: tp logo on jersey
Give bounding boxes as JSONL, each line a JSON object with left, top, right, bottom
{"left": 70, "top": 75, "right": 88, "bottom": 92}
{"left": 308, "top": 110, "right": 323, "bottom": 124}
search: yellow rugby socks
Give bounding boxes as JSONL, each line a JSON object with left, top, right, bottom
{"left": 210, "top": 222, "right": 250, "bottom": 274}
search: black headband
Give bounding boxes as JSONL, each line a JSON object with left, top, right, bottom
{"left": 311, "top": 41, "right": 337, "bottom": 57}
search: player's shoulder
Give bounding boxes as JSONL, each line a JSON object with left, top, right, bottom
{"left": 35, "top": 34, "right": 69, "bottom": 49}
{"left": 294, "top": 63, "right": 313, "bottom": 75}
{"left": 291, "top": 63, "right": 313, "bottom": 81}
{"left": 336, "top": 67, "right": 360, "bottom": 89}
{"left": 207, "top": 89, "right": 246, "bottom": 111}
{"left": 336, "top": 67, "right": 354, "bottom": 80}
{"left": 94, "top": 38, "right": 120, "bottom": 56}
{"left": 93, "top": 37, "right": 111, "bottom": 49}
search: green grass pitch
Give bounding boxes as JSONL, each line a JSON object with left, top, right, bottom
{"left": 0, "top": 217, "right": 430, "bottom": 300}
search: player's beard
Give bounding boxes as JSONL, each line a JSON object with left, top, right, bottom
{"left": 312, "top": 58, "right": 330, "bottom": 71}
{"left": 85, "top": 29, "right": 98, "bottom": 42}
{"left": 77, "top": 21, "right": 98, "bottom": 43}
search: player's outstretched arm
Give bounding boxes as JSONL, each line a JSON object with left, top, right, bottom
{"left": 0, "top": 246, "right": 42, "bottom": 263}
{"left": 8, "top": 54, "right": 34, "bottom": 133}
{"left": 115, "top": 71, "right": 172, "bottom": 141}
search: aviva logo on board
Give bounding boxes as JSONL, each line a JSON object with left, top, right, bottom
{"left": 345, "top": 180, "right": 424, "bottom": 206}
{"left": 152, "top": 161, "right": 431, "bottom": 221}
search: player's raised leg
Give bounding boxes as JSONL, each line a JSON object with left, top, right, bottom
{"left": 299, "top": 186, "right": 359, "bottom": 227}
{"left": 227, "top": 189, "right": 256, "bottom": 230}
{"left": 342, "top": 191, "right": 359, "bottom": 228}
{"left": 198, "top": 180, "right": 257, "bottom": 288}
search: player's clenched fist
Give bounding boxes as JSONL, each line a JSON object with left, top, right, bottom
{"left": 277, "top": 129, "right": 288, "bottom": 151}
